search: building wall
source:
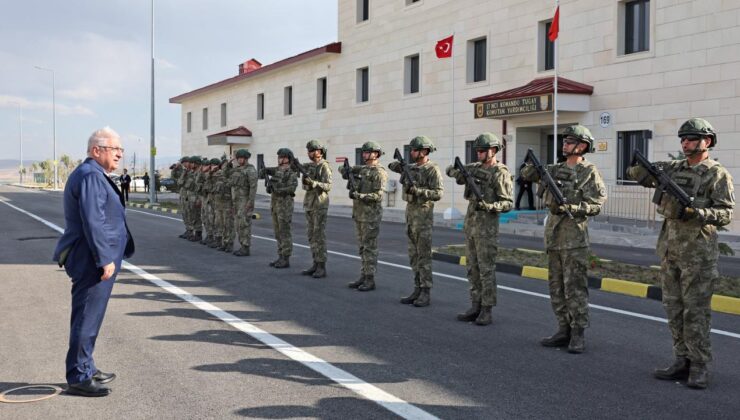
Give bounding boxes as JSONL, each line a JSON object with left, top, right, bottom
{"left": 176, "top": 0, "right": 740, "bottom": 227}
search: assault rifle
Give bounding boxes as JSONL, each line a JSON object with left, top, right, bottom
{"left": 525, "top": 148, "right": 573, "bottom": 219}
{"left": 291, "top": 157, "right": 309, "bottom": 180}
{"left": 257, "top": 154, "right": 273, "bottom": 194}
{"left": 342, "top": 158, "right": 357, "bottom": 198}
{"left": 631, "top": 149, "right": 694, "bottom": 218}
{"left": 453, "top": 157, "right": 483, "bottom": 202}
{"left": 393, "top": 148, "right": 416, "bottom": 188}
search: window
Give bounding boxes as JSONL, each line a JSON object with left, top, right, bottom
{"left": 317, "top": 77, "right": 327, "bottom": 110}
{"left": 357, "top": 0, "right": 369, "bottom": 22}
{"left": 465, "top": 140, "right": 476, "bottom": 164}
{"left": 186, "top": 112, "right": 192, "bottom": 133}
{"left": 355, "top": 148, "right": 363, "bottom": 165}
{"left": 625, "top": 0, "right": 649, "bottom": 54}
{"left": 403, "top": 145, "right": 411, "bottom": 162}
{"left": 617, "top": 130, "right": 650, "bottom": 184}
{"left": 539, "top": 21, "right": 554, "bottom": 71}
{"left": 257, "top": 93, "right": 264, "bottom": 120}
{"left": 202, "top": 107, "right": 208, "bottom": 130}
{"left": 404, "top": 54, "right": 420, "bottom": 94}
{"left": 357, "top": 67, "right": 369, "bottom": 103}
{"left": 284, "top": 86, "right": 293, "bottom": 116}
{"left": 467, "top": 37, "right": 487, "bottom": 83}
{"left": 220, "top": 103, "right": 227, "bottom": 127}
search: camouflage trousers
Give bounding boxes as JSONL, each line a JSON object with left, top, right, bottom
{"left": 180, "top": 191, "right": 190, "bottom": 231}
{"left": 214, "top": 197, "right": 234, "bottom": 247}
{"left": 355, "top": 220, "right": 380, "bottom": 276}
{"left": 233, "top": 196, "right": 254, "bottom": 248}
{"left": 661, "top": 256, "right": 716, "bottom": 363}
{"left": 406, "top": 214, "right": 433, "bottom": 289}
{"left": 201, "top": 196, "right": 215, "bottom": 238}
{"left": 190, "top": 196, "right": 202, "bottom": 232}
{"left": 465, "top": 231, "right": 499, "bottom": 307}
{"left": 305, "top": 208, "right": 328, "bottom": 263}
{"left": 271, "top": 199, "right": 294, "bottom": 257}
{"left": 547, "top": 247, "right": 590, "bottom": 329}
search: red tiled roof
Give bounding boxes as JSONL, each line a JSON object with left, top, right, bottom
{"left": 470, "top": 77, "right": 593, "bottom": 103}
{"left": 207, "top": 126, "right": 252, "bottom": 138}
{"left": 170, "top": 42, "right": 342, "bottom": 104}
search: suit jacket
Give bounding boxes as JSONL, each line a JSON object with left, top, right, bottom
{"left": 121, "top": 174, "right": 131, "bottom": 187}
{"left": 53, "top": 158, "right": 135, "bottom": 278}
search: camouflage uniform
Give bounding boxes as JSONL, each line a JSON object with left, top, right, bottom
{"left": 213, "top": 163, "right": 235, "bottom": 251}
{"left": 230, "top": 149, "right": 258, "bottom": 255}
{"left": 183, "top": 159, "right": 203, "bottom": 239}
{"left": 300, "top": 140, "right": 333, "bottom": 277}
{"left": 446, "top": 133, "right": 513, "bottom": 314}
{"left": 264, "top": 153, "right": 299, "bottom": 265}
{"left": 201, "top": 160, "right": 219, "bottom": 245}
{"left": 342, "top": 143, "right": 388, "bottom": 290}
{"left": 172, "top": 160, "right": 187, "bottom": 237}
{"left": 521, "top": 125, "right": 606, "bottom": 352}
{"left": 627, "top": 118, "right": 734, "bottom": 388}
{"left": 389, "top": 136, "right": 444, "bottom": 306}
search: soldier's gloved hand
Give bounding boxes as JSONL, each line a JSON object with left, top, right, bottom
{"left": 476, "top": 200, "right": 494, "bottom": 212}
{"left": 302, "top": 176, "right": 314, "bottom": 187}
{"left": 445, "top": 165, "right": 457, "bottom": 177}
{"left": 349, "top": 191, "right": 359, "bottom": 200}
{"left": 557, "top": 204, "right": 581, "bottom": 216}
{"left": 407, "top": 186, "right": 419, "bottom": 196}
{"left": 681, "top": 207, "right": 700, "bottom": 221}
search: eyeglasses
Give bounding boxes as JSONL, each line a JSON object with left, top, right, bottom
{"left": 97, "top": 145, "right": 125, "bottom": 153}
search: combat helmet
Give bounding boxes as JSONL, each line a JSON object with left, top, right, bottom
{"left": 562, "top": 124, "right": 595, "bottom": 153}
{"left": 361, "top": 141, "right": 384, "bottom": 156}
{"left": 209, "top": 158, "right": 221, "bottom": 165}
{"left": 180, "top": 156, "right": 190, "bottom": 163}
{"left": 409, "top": 135, "right": 437, "bottom": 152}
{"left": 235, "top": 148, "right": 251, "bottom": 159}
{"left": 306, "top": 139, "right": 327, "bottom": 157}
{"left": 201, "top": 157, "right": 210, "bottom": 165}
{"left": 678, "top": 118, "right": 717, "bottom": 148}
{"left": 190, "top": 155, "right": 202, "bottom": 165}
{"left": 277, "top": 148, "right": 294, "bottom": 160}
{"left": 473, "top": 132, "right": 504, "bottom": 152}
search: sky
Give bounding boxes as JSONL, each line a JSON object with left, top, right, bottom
{"left": 0, "top": 0, "right": 338, "bottom": 166}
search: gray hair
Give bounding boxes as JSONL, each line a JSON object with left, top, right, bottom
{"left": 87, "top": 126, "right": 120, "bottom": 153}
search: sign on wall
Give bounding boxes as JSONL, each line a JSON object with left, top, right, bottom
{"left": 474, "top": 94, "right": 552, "bottom": 119}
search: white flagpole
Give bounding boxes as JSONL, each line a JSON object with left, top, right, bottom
{"left": 553, "top": 1, "right": 559, "bottom": 164}
{"left": 451, "top": 32, "right": 456, "bottom": 217}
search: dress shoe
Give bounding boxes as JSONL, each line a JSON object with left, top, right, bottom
{"left": 66, "top": 379, "right": 111, "bottom": 397}
{"left": 93, "top": 369, "right": 116, "bottom": 384}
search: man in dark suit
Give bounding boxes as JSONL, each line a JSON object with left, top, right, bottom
{"left": 53, "top": 127, "right": 135, "bottom": 397}
{"left": 120, "top": 168, "right": 131, "bottom": 202}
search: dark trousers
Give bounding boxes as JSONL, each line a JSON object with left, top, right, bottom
{"left": 122, "top": 185, "right": 130, "bottom": 202}
{"left": 66, "top": 265, "right": 116, "bottom": 385}
{"left": 516, "top": 184, "right": 535, "bottom": 210}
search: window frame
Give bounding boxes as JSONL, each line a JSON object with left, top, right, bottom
{"left": 202, "top": 107, "right": 208, "bottom": 131}
{"left": 356, "top": 67, "right": 369, "bottom": 103}
{"left": 317, "top": 77, "right": 327, "bottom": 110}
{"left": 467, "top": 37, "right": 487, "bottom": 83}
{"left": 257, "top": 93, "right": 265, "bottom": 120}
{"left": 404, "top": 54, "right": 421, "bottom": 95}
{"left": 617, "top": 130, "right": 650, "bottom": 184}
{"left": 220, "top": 103, "right": 227, "bottom": 127}
{"left": 284, "top": 86, "right": 293, "bottom": 116}
{"left": 186, "top": 111, "right": 192, "bottom": 133}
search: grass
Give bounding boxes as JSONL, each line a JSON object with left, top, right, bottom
{"left": 436, "top": 244, "right": 740, "bottom": 299}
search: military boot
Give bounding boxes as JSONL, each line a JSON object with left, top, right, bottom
{"left": 302, "top": 262, "right": 317, "bottom": 276}
{"left": 179, "top": 230, "right": 190, "bottom": 239}
{"left": 654, "top": 357, "right": 690, "bottom": 380}
{"left": 567, "top": 327, "right": 585, "bottom": 354}
{"left": 269, "top": 257, "right": 280, "bottom": 267}
{"left": 456, "top": 302, "right": 481, "bottom": 322}
{"left": 413, "top": 288, "right": 431, "bottom": 307}
{"left": 274, "top": 256, "right": 290, "bottom": 269}
{"left": 348, "top": 275, "right": 365, "bottom": 289}
{"left": 400, "top": 287, "right": 421, "bottom": 304}
{"left": 189, "top": 231, "right": 202, "bottom": 242}
{"left": 221, "top": 243, "right": 233, "bottom": 253}
{"left": 540, "top": 325, "right": 571, "bottom": 347}
{"left": 312, "top": 262, "right": 327, "bottom": 278}
{"left": 687, "top": 362, "right": 708, "bottom": 389}
{"left": 200, "top": 234, "right": 210, "bottom": 245}
{"left": 233, "top": 246, "right": 250, "bottom": 256}
{"left": 474, "top": 306, "right": 492, "bottom": 326}
{"left": 358, "top": 275, "right": 375, "bottom": 291}
{"left": 209, "top": 236, "right": 222, "bottom": 248}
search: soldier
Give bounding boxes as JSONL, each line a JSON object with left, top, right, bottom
{"left": 389, "top": 136, "right": 444, "bottom": 307}
{"left": 446, "top": 133, "right": 513, "bottom": 325}
{"left": 627, "top": 118, "right": 734, "bottom": 389}
{"left": 186, "top": 156, "right": 203, "bottom": 242}
{"left": 342, "top": 142, "right": 388, "bottom": 291}
{"left": 212, "top": 158, "right": 235, "bottom": 252}
{"left": 172, "top": 157, "right": 188, "bottom": 239}
{"left": 520, "top": 124, "right": 607, "bottom": 353}
{"left": 297, "top": 140, "right": 333, "bottom": 278}
{"left": 261, "top": 148, "right": 299, "bottom": 268}
{"left": 230, "top": 149, "right": 258, "bottom": 256}
{"left": 204, "top": 158, "right": 221, "bottom": 246}
{"left": 197, "top": 157, "right": 214, "bottom": 245}
{"left": 180, "top": 156, "right": 197, "bottom": 240}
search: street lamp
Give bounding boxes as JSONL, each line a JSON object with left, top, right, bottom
{"left": 18, "top": 103, "right": 23, "bottom": 184}
{"left": 34, "top": 65, "right": 58, "bottom": 190}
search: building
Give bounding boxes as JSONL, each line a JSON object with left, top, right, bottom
{"left": 170, "top": 0, "right": 740, "bottom": 228}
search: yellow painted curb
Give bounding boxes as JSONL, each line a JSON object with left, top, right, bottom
{"left": 459, "top": 256, "right": 466, "bottom": 266}
{"left": 712, "top": 295, "right": 740, "bottom": 315}
{"left": 600, "top": 278, "right": 648, "bottom": 298}
{"left": 515, "top": 248, "right": 544, "bottom": 255}
{"left": 521, "top": 266, "right": 548, "bottom": 281}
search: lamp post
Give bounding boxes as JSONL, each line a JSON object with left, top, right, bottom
{"left": 18, "top": 103, "right": 23, "bottom": 184}
{"left": 149, "top": 0, "right": 157, "bottom": 203}
{"left": 34, "top": 65, "right": 58, "bottom": 190}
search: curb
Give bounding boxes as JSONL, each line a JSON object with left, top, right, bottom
{"left": 128, "top": 202, "right": 262, "bottom": 219}
{"left": 431, "top": 251, "right": 740, "bottom": 316}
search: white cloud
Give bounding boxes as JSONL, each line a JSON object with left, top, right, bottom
{"left": 0, "top": 95, "right": 95, "bottom": 116}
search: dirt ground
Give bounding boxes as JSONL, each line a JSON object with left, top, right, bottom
{"left": 436, "top": 245, "right": 740, "bottom": 299}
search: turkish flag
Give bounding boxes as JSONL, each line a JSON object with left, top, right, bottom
{"left": 548, "top": 7, "right": 560, "bottom": 41}
{"left": 435, "top": 35, "right": 453, "bottom": 58}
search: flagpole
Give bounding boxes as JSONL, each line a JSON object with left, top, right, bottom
{"left": 451, "top": 32, "right": 456, "bottom": 218}
{"left": 553, "top": 1, "right": 559, "bottom": 164}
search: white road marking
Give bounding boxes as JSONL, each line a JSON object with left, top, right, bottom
{"left": 2, "top": 201, "right": 438, "bottom": 420}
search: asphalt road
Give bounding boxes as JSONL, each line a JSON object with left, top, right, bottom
{"left": 1, "top": 185, "right": 739, "bottom": 419}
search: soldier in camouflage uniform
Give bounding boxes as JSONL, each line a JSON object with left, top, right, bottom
{"left": 261, "top": 148, "right": 299, "bottom": 268}
{"left": 389, "top": 135, "right": 444, "bottom": 307}
{"left": 172, "top": 157, "right": 188, "bottom": 238}
{"left": 204, "top": 158, "right": 220, "bottom": 246}
{"left": 212, "top": 158, "right": 235, "bottom": 252}
{"left": 229, "top": 149, "right": 258, "bottom": 256}
{"left": 446, "top": 133, "right": 513, "bottom": 325}
{"left": 298, "top": 140, "right": 333, "bottom": 278}
{"left": 197, "top": 158, "right": 215, "bottom": 245}
{"left": 342, "top": 141, "right": 388, "bottom": 292}
{"left": 521, "top": 124, "right": 606, "bottom": 353}
{"left": 627, "top": 118, "right": 734, "bottom": 389}
{"left": 186, "top": 156, "right": 203, "bottom": 242}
